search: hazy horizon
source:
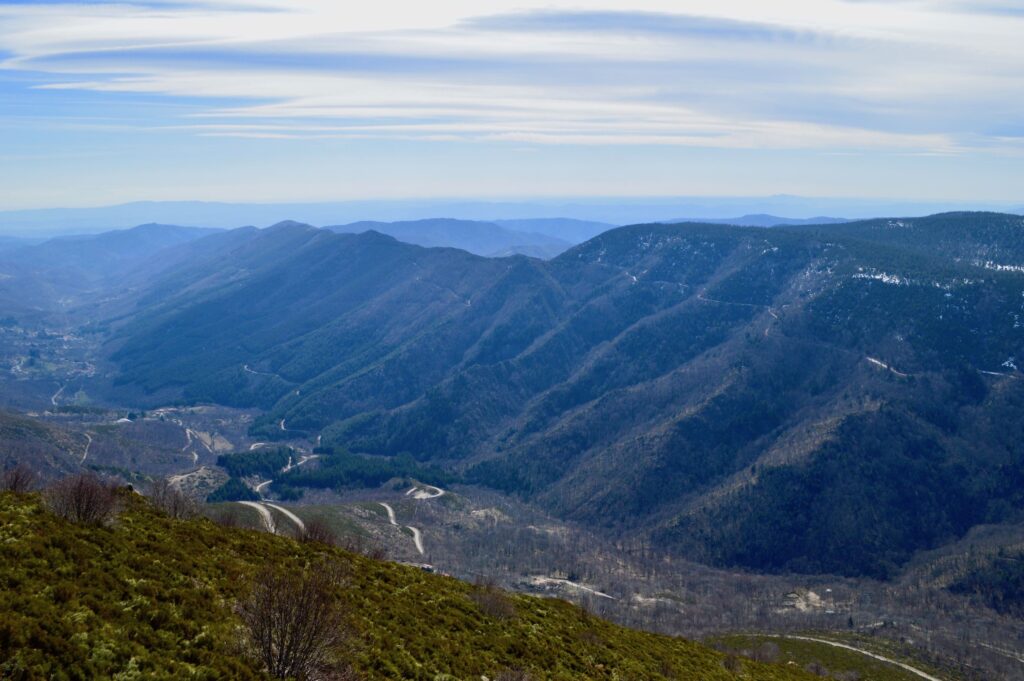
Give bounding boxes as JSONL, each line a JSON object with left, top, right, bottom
{"left": 2, "top": 194, "right": 1022, "bottom": 237}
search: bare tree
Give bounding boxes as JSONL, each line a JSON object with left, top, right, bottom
{"left": 207, "top": 505, "right": 245, "bottom": 528}
{"left": 237, "top": 561, "right": 352, "bottom": 680}
{"left": 336, "top": 532, "right": 386, "bottom": 561}
{"left": 469, "top": 578, "right": 517, "bottom": 620}
{"left": 750, "top": 642, "right": 780, "bottom": 663}
{"left": 1, "top": 464, "right": 37, "bottom": 494}
{"left": 44, "top": 473, "right": 120, "bottom": 525}
{"left": 147, "top": 478, "right": 199, "bottom": 519}
{"left": 300, "top": 517, "right": 337, "bottom": 546}
{"left": 722, "top": 654, "right": 743, "bottom": 674}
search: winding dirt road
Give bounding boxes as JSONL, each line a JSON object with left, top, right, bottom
{"left": 866, "top": 357, "right": 910, "bottom": 378}
{"left": 531, "top": 576, "right": 617, "bottom": 600}
{"left": 238, "top": 501, "right": 276, "bottom": 533}
{"left": 770, "top": 636, "right": 943, "bottom": 681}
{"left": 79, "top": 432, "right": 92, "bottom": 464}
{"left": 378, "top": 502, "right": 425, "bottom": 555}
{"left": 408, "top": 526, "right": 425, "bottom": 555}
{"left": 280, "top": 454, "right": 319, "bottom": 474}
{"left": 379, "top": 502, "right": 398, "bottom": 525}
{"left": 262, "top": 502, "right": 305, "bottom": 532}
{"left": 406, "top": 484, "right": 445, "bottom": 500}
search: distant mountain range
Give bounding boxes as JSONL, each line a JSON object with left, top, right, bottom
{"left": 328, "top": 218, "right": 575, "bottom": 258}
{"left": 673, "top": 214, "right": 850, "bottom": 227}
{"left": 1, "top": 197, "right": 1018, "bottom": 236}
{"left": 88, "top": 211, "right": 1024, "bottom": 579}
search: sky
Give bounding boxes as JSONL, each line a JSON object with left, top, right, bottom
{"left": 1, "top": 0, "right": 1023, "bottom": 210}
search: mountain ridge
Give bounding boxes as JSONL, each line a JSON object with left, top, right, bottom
{"left": 101, "top": 212, "right": 1024, "bottom": 578}
{"left": 328, "top": 217, "right": 573, "bottom": 258}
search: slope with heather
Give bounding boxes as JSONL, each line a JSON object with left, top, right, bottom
{"left": 0, "top": 490, "right": 818, "bottom": 681}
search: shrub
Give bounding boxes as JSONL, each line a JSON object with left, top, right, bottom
{"left": 1, "top": 464, "right": 37, "bottom": 493}
{"left": 44, "top": 473, "right": 120, "bottom": 525}
{"left": 236, "top": 561, "right": 351, "bottom": 680}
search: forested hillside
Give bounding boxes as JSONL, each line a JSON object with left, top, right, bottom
{"left": 105, "top": 213, "right": 1024, "bottom": 578}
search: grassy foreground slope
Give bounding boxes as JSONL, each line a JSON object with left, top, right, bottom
{"left": 0, "top": 491, "right": 815, "bottom": 681}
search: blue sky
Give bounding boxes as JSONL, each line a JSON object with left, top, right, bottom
{"left": 1, "top": 0, "right": 1022, "bottom": 209}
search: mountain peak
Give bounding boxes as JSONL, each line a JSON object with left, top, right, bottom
{"left": 265, "top": 219, "right": 315, "bottom": 231}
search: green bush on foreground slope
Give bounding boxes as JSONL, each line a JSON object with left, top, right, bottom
{"left": 0, "top": 490, "right": 817, "bottom": 680}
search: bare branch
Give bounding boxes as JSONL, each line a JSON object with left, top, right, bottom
{"left": 44, "top": 473, "right": 120, "bottom": 525}
{"left": 1, "top": 464, "right": 37, "bottom": 494}
{"left": 300, "top": 517, "right": 337, "bottom": 546}
{"left": 236, "top": 561, "right": 354, "bottom": 680}
{"left": 147, "top": 478, "right": 199, "bottom": 520}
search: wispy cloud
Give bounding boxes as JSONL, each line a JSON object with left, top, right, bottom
{"left": 0, "top": 0, "right": 1023, "bottom": 207}
{"left": 4, "top": 2, "right": 1022, "bottom": 153}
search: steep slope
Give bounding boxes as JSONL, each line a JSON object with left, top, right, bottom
{"left": 334, "top": 220, "right": 1022, "bottom": 577}
{"left": 106, "top": 214, "right": 1024, "bottom": 578}
{"left": 0, "top": 491, "right": 817, "bottom": 680}
{"left": 109, "top": 223, "right": 566, "bottom": 414}
{"left": 329, "top": 218, "right": 572, "bottom": 258}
